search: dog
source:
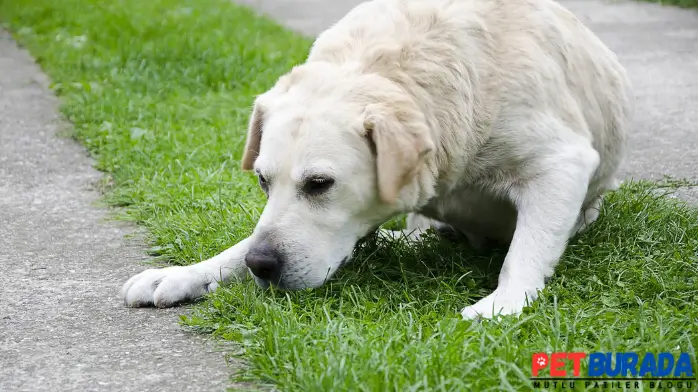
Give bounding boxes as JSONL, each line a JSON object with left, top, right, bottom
{"left": 121, "top": 0, "right": 632, "bottom": 319}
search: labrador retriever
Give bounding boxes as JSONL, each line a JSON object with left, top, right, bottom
{"left": 121, "top": 0, "right": 632, "bottom": 319}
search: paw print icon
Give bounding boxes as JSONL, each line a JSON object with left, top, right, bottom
{"left": 531, "top": 352, "right": 552, "bottom": 376}
{"left": 536, "top": 356, "right": 547, "bottom": 367}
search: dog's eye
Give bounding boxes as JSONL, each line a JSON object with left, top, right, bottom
{"left": 258, "top": 174, "right": 269, "bottom": 192}
{"left": 303, "top": 177, "right": 335, "bottom": 196}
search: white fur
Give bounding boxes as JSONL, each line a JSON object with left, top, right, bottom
{"left": 121, "top": 0, "right": 632, "bottom": 319}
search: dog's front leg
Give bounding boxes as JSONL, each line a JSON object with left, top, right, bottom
{"left": 121, "top": 237, "right": 252, "bottom": 308}
{"left": 461, "top": 144, "right": 600, "bottom": 319}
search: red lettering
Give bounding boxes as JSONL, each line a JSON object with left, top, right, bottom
{"left": 567, "top": 352, "right": 587, "bottom": 377}
{"left": 551, "top": 353, "right": 567, "bottom": 377}
{"left": 532, "top": 353, "right": 550, "bottom": 376}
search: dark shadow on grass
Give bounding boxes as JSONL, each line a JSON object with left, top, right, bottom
{"left": 348, "top": 230, "right": 507, "bottom": 291}
{"left": 253, "top": 216, "right": 510, "bottom": 311}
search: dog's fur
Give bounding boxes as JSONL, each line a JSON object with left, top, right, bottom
{"left": 121, "top": 0, "right": 632, "bottom": 318}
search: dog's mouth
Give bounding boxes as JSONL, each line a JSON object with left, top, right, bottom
{"left": 253, "top": 256, "right": 351, "bottom": 290}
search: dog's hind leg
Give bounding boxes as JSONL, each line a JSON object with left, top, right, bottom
{"left": 571, "top": 196, "right": 602, "bottom": 236}
{"left": 572, "top": 176, "right": 621, "bottom": 236}
{"left": 378, "top": 213, "right": 449, "bottom": 243}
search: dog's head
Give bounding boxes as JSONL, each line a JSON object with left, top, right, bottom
{"left": 240, "top": 62, "right": 434, "bottom": 289}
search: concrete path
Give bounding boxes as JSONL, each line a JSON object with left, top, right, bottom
{"left": 239, "top": 0, "right": 698, "bottom": 202}
{"left": 0, "top": 31, "right": 239, "bottom": 391}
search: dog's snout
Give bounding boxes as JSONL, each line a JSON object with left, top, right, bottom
{"left": 245, "top": 241, "right": 281, "bottom": 281}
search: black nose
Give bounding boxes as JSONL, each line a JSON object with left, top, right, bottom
{"left": 245, "top": 241, "right": 281, "bottom": 281}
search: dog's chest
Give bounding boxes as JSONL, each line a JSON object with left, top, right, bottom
{"left": 420, "top": 185, "right": 518, "bottom": 242}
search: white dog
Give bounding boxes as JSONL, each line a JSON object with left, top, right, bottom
{"left": 121, "top": 0, "right": 632, "bottom": 319}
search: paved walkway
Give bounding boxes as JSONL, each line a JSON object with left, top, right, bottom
{"left": 0, "top": 31, "right": 238, "bottom": 391}
{"left": 0, "top": 0, "right": 696, "bottom": 391}
{"left": 239, "top": 0, "right": 698, "bottom": 202}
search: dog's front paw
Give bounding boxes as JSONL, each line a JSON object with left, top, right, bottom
{"left": 460, "top": 287, "right": 538, "bottom": 320}
{"left": 120, "top": 266, "right": 219, "bottom": 308}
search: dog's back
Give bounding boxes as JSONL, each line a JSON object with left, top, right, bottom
{"left": 308, "top": 0, "right": 632, "bottom": 193}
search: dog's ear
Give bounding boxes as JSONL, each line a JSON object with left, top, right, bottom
{"left": 363, "top": 103, "right": 434, "bottom": 204}
{"left": 241, "top": 99, "right": 266, "bottom": 171}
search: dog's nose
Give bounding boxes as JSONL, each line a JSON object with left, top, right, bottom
{"left": 245, "top": 241, "right": 280, "bottom": 281}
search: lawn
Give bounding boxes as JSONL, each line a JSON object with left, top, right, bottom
{"left": 2, "top": 0, "right": 697, "bottom": 391}
{"left": 644, "top": 0, "right": 698, "bottom": 8}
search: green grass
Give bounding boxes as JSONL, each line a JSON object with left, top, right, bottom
{"left": 2, "top": 0, "right": 697, "bottom": 391}
{"left": 643, "top": 0, "right": 698, "bottom": 8}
